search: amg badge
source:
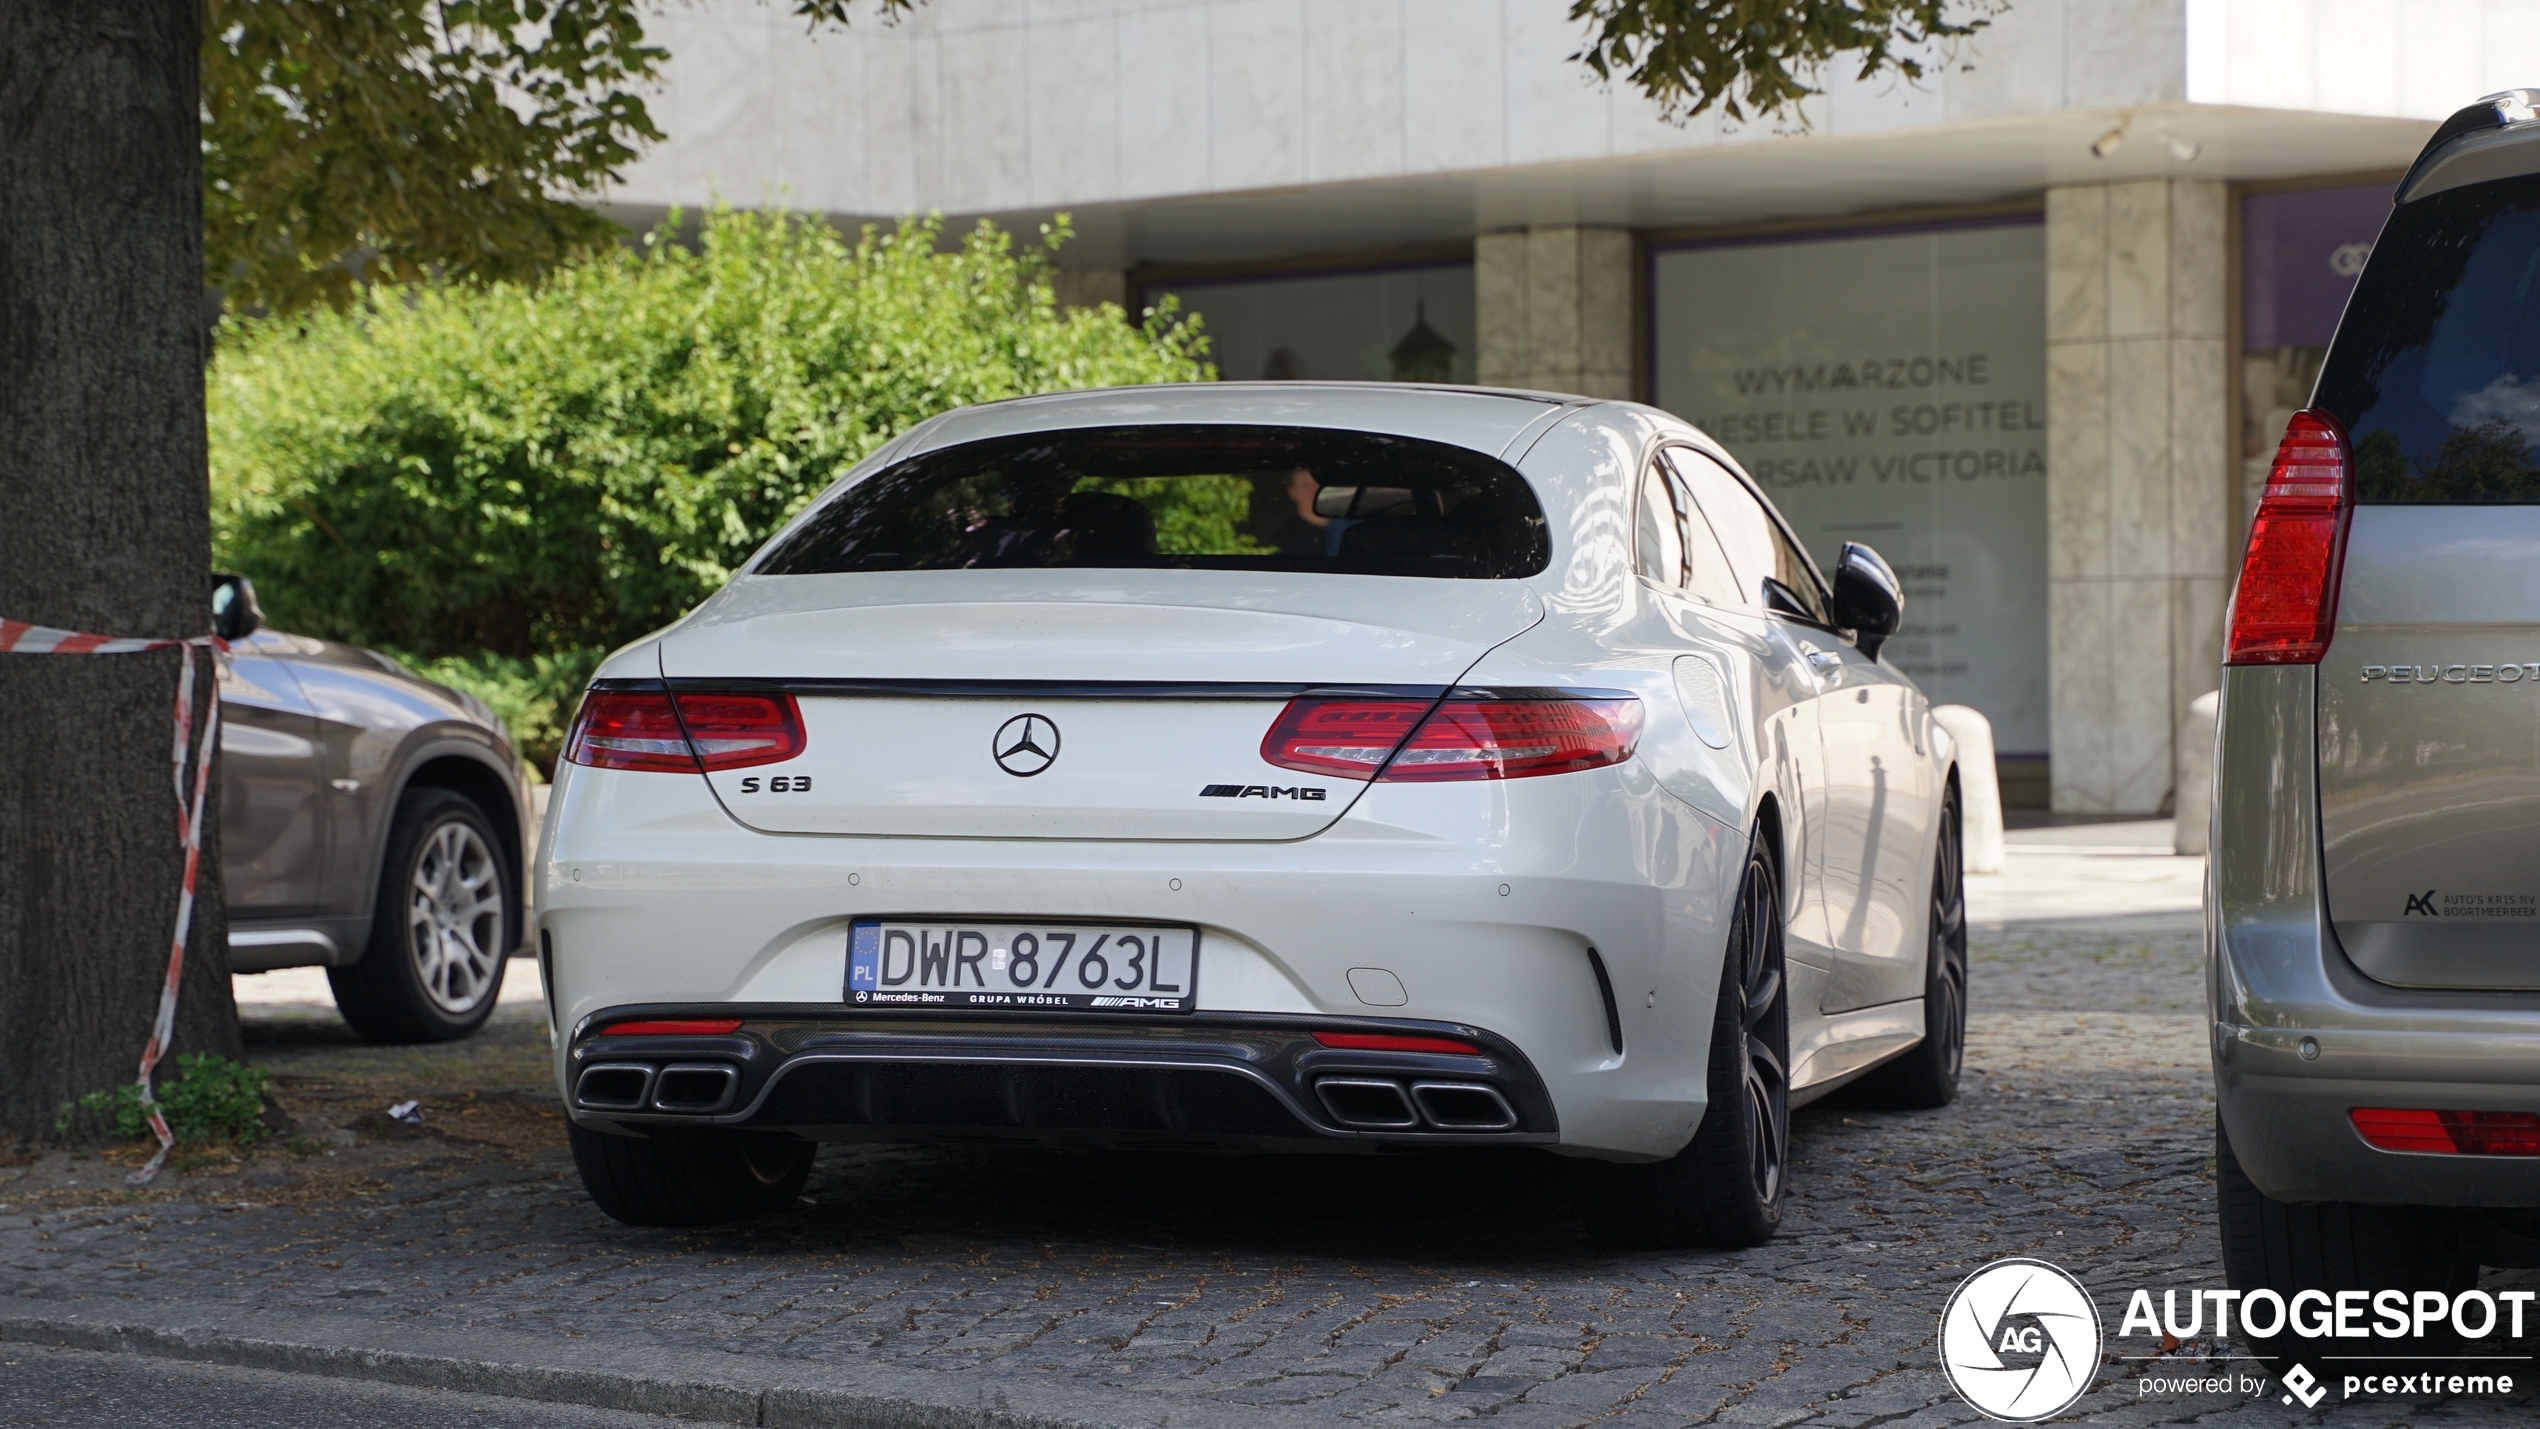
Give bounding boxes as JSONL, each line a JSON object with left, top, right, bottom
{"left": 1200, "top": 784, "right": 1326, "bottom": 801}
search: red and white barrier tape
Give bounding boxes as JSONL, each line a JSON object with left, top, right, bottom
{"left": 2, "top": 618, "right": 225, "bottom": 1184}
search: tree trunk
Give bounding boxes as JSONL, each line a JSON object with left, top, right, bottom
{"left": 0, "top": 0, "right": 238, "bottom": 1145}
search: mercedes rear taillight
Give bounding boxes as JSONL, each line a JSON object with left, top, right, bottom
{"left": 2225, "top": 410, "right": 2351, "bottom": 665}
{"left": 1258, "top": 697, "right": 1433, "bottom": 777}
{"left": 564, "top": 689, "right": 805, "bottom": 772}
{"left": 1262, "top": 694, "right": 1642, "bottom": 782}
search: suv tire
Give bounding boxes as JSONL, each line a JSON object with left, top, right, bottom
{"left": 1590, "top": 841, "right": 1789, "bottom": 1249}
{"left": 569, "top": 1123, "right": 816, "bottom": 1226}
{"left": 330, "top": 789, "right": 513, "bottom": 1043}
{"left": 1838, "top": 785, "right": 1966, "bottom": 1109}
{"left": 2217, "top": 1115, "right": 2476, "bottom": 1373}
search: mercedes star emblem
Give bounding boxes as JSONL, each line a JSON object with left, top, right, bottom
{"left": 992, "top": 713, "right": 1060, "bottom": 777}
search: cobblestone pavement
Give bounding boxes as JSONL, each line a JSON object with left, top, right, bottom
{"left": 4, "top": 914, "right": 2534, "bottom": 1425}
{"left": 0, "top": 1343, "right": 695, "bottom": 1429}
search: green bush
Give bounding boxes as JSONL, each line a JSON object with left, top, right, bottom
{"left": 210, "top": 209, "right": 1214, "bottom": 767}
{"left": 58, "top": 1053, "right": 272, "bottom": 1147}
{"left": 403, "top": 648, "right": 609, "bottom": 776}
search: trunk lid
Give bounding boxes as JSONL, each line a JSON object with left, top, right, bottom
{"left": 657, "top": 570, "right": 1540, "bottom": 839}
{"left": 2320, "top": 507, "right": 2540, "bottom": 988}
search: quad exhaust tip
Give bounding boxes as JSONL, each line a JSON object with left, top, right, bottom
{"left": 652, "top": 1063, "right": 740, "bottom": 1114}
{"left": 1315, "top": 1077, "right": 1518, "bottom": 1132}
{"left": 575, "top": 1063, "right": 654, "bottom": 1112}
{"left": 1316, "top": 1078, "right": 1420, "bottom": 1128}
{"left": 1411, "top": 1081, "right": 1518, "bottom": 1131}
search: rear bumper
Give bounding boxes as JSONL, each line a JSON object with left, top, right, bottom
{"left": 564, "top": 1009, "right": 1559, "bottom": 1152}
{"left": 2212, "top": 665, "right": 2540, "bottom": 1207}
{"left": 536, "top": 751, "right": 1748, "bottom": 1159}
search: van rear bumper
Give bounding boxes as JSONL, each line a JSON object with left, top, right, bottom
{"left": 2213, "top": 664, "right": 2540, "bottom": 1206}
{"left": 2217, "top": 1025, "right": 2540, "bottom": 1206}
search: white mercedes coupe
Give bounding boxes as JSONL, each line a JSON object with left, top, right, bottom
{"left": 538, "top": 383, "right": 1967, "bottom": 1247}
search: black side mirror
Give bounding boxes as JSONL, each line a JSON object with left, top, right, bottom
{"left": 210, "top": 572, "right": 262, "bottom": 642}
{"left": 1828, "top": 543, "right": 1903, "bottom": 660}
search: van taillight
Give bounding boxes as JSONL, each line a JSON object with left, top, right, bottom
{"left": 2225, "top": 410, "right": 2351, "bottom": 665}
{"left": 2352, "top": 1107, "right": 2540, "bottom": 1157}
{"left": 1262, "top": 695, "right": 1643, "bottom": 782}
{"left": 564, "top": 689, "right": 805, "bottom": 772}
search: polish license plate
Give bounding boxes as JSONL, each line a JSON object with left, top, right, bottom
{"left": 845, "top": 920, "right": 1198, "bottom": 1013}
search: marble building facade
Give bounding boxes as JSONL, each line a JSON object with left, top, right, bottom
{"left": 606, "top": 0, "right": 2530, "bottom": 814}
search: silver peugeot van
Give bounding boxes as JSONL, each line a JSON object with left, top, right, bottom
{"left": 2214, "top": 89, "right": 2540, "bottom": 1357}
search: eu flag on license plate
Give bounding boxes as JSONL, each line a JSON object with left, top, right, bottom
{"left": 848, "top": 923, "right": 880, "bottom": 993}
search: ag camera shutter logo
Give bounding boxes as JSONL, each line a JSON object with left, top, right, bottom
{"left": 1938, "top": 1258, "right": 2104, "bottom": 1421}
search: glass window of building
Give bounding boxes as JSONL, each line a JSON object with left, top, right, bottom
{"left": 1141, "top": 262, "right": 1475, "bottom": 384}
{"left": 1650, "top": 220, "right": 2048, "bottom": 761}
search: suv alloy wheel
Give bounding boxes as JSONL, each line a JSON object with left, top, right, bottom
{"left": 329, "top": 788, "right": 513, "bottom": 1042}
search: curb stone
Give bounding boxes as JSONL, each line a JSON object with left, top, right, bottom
{"left": 0, "top": 1311, "right": 1133, "bottom": 1429}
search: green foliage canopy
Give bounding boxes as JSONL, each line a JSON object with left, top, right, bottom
{"left": 209, "top": 209, "right": 1212, "bottom": 765}
{"left": 201, "top": 0, "right": 916, "bottom": 314}
{"left": 1567, "top": 0, "right": 1997, "bottom": 124}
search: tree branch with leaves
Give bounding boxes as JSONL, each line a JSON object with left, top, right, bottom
{"left": 1567, "top": 0, "right": 1997, "bottom": 125}
{"left": 200, "top": 0, "right": 914, "bottom": 315}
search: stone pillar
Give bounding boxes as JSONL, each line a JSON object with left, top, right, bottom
{"left": 1475, "top": 227, "right": 1634, "bottom": 398}
{"left": 2044, "top": 180, "right": 2233, "bottom": 815}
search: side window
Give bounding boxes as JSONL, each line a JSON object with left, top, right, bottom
{"left": 1654, "top": 450, "right": 1744, "bottom": 607}
{"left": 1763, "top": 523, "right": 1828, "bottom": 623}
{"left": 1633, "top": 458, "right": 1687, "bottom": 589}
{"left": 1670, "top": 449, "right": 1826, "bottom": 621}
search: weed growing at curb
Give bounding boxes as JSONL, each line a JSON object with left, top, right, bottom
{"left": 55, "top": 1053, "right": 272, "bottom": 1148}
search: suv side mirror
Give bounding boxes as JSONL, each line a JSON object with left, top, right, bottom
{"left": 210, "top": 572, "right": 263, "bottom": 642}
{"left": 1828, "top": 542, "right": 1903, "bottom": 660}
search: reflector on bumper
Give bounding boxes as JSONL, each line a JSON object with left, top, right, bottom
{"left": 2351, "top": 1106, "right": 2540, "bottom": 1156}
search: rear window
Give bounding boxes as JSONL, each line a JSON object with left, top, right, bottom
{"left": 755, "top": 424, "right": 1550, "bottom": 578}
{"left": 2319, "top": 173, "right": 2540, "bottom": 502}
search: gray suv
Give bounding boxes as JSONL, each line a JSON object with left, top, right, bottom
{"left": 2214, "top": 89, "right": 2540, "bottom": 1359}
{"left": 214, "top": 575, "right": 530, "bottom": 1041}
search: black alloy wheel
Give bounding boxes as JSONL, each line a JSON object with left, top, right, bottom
{"left": 1722, "top": 849, "right": 1792, "bottom": 1213}
{"left": 1589, "top": 839, "right": 1790, "bottom": 1249}
{"left": 1846, "top": 786, "right": 1967, "bottom": 1108}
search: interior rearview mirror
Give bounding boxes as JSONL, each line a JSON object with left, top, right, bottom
{"left": 210, "top": 571, "right": 263, "bottom": 642}
{"left": 1828, "top": 543, "right": 1903, "bottom": 661}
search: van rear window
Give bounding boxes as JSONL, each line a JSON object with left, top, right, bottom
{"left": 2320, "top": 173, "right": 2540, "bottom": 503}
{"left": 753, "top": 424, "right": 1550, "bottom": 579}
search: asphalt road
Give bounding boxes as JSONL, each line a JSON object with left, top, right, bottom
{"left": 0, "top": 1345, "right": 690, "bottom": 1429}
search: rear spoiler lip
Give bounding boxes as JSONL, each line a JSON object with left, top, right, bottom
{"left": 598, "top": 675, "right": 1632, "bottom": 703}
{"left": 2399, "top": 88, "right": 2540, "bottom": 204}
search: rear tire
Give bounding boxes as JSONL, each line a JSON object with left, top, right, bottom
{"left": 1841, "top": 785, "right": 1966, "bottom": 1109}
{"left": 1589, "top": 841, "right": 1790, "bottom": 1250}
{"left": 568, "top": 1122, "right": 815, "bottom": 1227}
{"left": 2216, "top": 1115, "right": 2475, "bottom": 1374}
{"left": 329, "top": 789, "right": 513, "bottom": 1043}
